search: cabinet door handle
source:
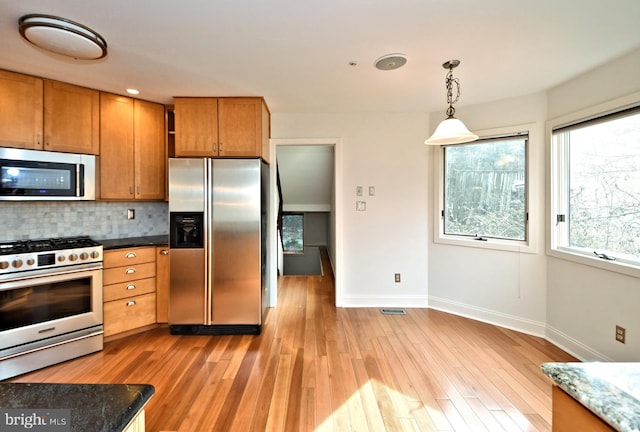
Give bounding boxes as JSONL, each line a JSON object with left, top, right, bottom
{"left": 36, "top": 134, "right": 41, "bottom": 146}
{"left": 125, "top": 268, "right": 136, "bottom": 274}
{"left": 126, "top": 252, "right": 137, "bottom": 259}
{"left": 126, "top": 301, "right": 136, "bottom": 307}
{"left": 219, "top": 142, "right": 223, "bottom": 153}
{"left": 160, "top": 250, "right": 169, "bottom": 255}
{"left": 126, "top": 284, "right": 136, "bottom": 290}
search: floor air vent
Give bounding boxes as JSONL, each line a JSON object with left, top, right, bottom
{"left": 380, "top": 308, "right": 407, "bottom": 315}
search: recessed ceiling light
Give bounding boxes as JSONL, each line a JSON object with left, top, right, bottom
{"left": 126, "top": 88, "right": 140, "bottom": 95}
{"left": 18, "top": 14, "right": 107, "bottom": 60}
{"left": 374, "top": 54, "right": 407, "bottom": 71}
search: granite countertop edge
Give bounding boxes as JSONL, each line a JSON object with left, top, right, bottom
{"left": 541, "top": 362, "right": 640, "bottom": 432}
{"left": 0, "top": 383, "right": 155, "bottom": 432}
{"left": 98, "top": 235, "right": 168, "bottom": 250}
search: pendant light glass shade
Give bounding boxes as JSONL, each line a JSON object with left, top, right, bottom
{"left": 425, "top": 60, "right": 477, "bottom": 145}
{"left": 425, "top": 117, "right": 478, "bottom": 145}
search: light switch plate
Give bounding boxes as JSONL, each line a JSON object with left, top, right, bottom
{"left": 369, "top": 186, "right": 375, "bottom": 196}
{"left": 356, "top": 201, "right": 366, "bottom": 211}
{"left": 356, "top": 186, "right": 363, "bottom": 196}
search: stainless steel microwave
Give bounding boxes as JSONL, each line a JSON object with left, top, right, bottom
{"left": 0, "top": 148, "right": 96, "bottom": 200}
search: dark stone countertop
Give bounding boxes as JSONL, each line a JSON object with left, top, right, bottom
{"left": 0, "top": 383, "right": 154, "bottom": 432}
{"left": 98, "top": 235, "right": 168, "bottom": 250}
{"left": 541, "top": 362, "right": 640, "bottom": 432}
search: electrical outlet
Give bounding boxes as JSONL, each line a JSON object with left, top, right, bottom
{"left": 394, "top": 273, "right": 401, "bottom": 283}
{"left": 127, "top": 209, "right": 135, "bottom": 220}
{"left": 616, "top": 325, "right": 626, "bottom": 344}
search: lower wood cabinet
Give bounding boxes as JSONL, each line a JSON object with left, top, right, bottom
{"left": 155, "top": 246, "right": 169, "bottom": 323}
{"left": 103, "top": 247, "right": 157, "bottom": 337}
{"left": 123, "top": 409, "right": 146, "bottom": 432}
{"left": 551, "top": 386, "right": 614, "bottom": 432}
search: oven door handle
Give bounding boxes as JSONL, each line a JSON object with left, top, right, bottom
{"left": 0, "top": 263, "right": 103, "bottom": 288}
{"left": 0, "top": 329, "right": 104, "bottom": 361}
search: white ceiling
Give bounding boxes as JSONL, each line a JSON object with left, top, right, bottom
{"left": 1, "top": 0, "right": 639, "bottom": 114}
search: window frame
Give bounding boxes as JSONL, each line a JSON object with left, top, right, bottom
{"left": 281, "top": 212, "right": 305, "bottom": 254}
{"left": 434, "top": 123, "right": 539, "bottom": 253}
{"left": 548, "top": 93, "right": 640, "bottom": 278}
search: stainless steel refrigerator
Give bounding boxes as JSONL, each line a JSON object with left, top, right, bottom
{"left": 168, "top": 158, "right": 268, "bottom": 335}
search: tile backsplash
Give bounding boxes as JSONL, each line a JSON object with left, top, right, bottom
{"left": 0, "top": 201, "right": 168, "bottom": 241}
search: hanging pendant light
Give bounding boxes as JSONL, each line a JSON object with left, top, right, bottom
{"left": 425, "top": 60, "right": 478, "bottom": 145}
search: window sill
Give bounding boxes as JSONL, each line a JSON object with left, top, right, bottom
{"left": 548, "top": 247, "right": 640, "bottom": 279}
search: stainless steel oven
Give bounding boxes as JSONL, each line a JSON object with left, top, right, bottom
{"left": 0, "top": 237, "right": 103, "bottom": 380}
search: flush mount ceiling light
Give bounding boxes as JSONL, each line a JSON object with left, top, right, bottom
{"left": 18, "top": 14, "right": 107, "bottom": 60}
{"left": 425, "top": 60, "right": 478, "bottom": 145}
{"left": 374, "top": 54, "right": 407, "bottom": 71}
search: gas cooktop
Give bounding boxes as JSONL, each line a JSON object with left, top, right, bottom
{"left": 0, "top": 236, "right": 101, "bottom": 255}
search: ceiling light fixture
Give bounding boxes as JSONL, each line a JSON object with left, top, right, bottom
{"left": 425, "top": 60, "right": 478, "bottom": 145}
{"left": 126, "top": 88, "right": 140, "bottom": 95}
{"left": 374, "top": 54, "right": 407, "bottom": 71}
{"left": 18, "top": 14, "right": 107, "bottom": 60}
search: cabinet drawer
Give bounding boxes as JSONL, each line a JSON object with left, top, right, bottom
{"left": 104, "top": 277, "right": 156, "bottom": 302}
{"left": 104, "top": 247, "right": 156, "bottom": 267}
{"left": 104, "top": 293, "right": 156, "bottom": 337}
{"left": 103, "top": 262, "right": 156, "bottom": 285}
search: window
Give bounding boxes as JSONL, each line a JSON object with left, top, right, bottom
{"left": 282, "top": 213, "right": 304, "bottom": 252}
{"left": 551, "top": 106, "right": 640, "bottom": 269}
{"left": 440, "top": 132, "right": 528, "bottom": 244}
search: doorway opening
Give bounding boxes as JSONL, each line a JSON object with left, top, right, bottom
{"left": 271, "top": 138, "right": 341, "bottom": 306}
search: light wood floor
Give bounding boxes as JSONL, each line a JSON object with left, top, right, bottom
{"left": 11, "top": 249, "right": 576, "bottom": 431}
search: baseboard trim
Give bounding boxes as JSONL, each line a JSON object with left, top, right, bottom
{"left": 545, "top": 325, "right": 612, "bottom": 362}
{"left": 428, "top": 295, "right": 611, "bottom": 361}
{"left": 428, "top": 295, "right": 546, "bottom": 338}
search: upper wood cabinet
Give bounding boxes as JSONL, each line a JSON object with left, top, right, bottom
{"left": 0, "top": 70, "right": 43, "bottom": 150}
{"left": 100, "top": 93, "right": 165, "bottom": 200}
{"left": 44, "top": 80, "right": 100, "bottom": 154}
{"left": 174, "top": 97, "right": 218, "bottom": 157}
{"left": 174, "top": 97, "right": 270, "bottom": 162}
{"left": 135, "top": 100, "right": 166, "bottom": 200}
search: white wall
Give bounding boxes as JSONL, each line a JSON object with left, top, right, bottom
{"left": 545, "top": 47, "right": 640, "bottom": 361}
{"left": 427, "top": 93, "right": 549, "bottom": 336}
{"left": 272, "top": 113, "right": 430, "bottom": 307}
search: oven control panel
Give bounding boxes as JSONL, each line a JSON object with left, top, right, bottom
{"left": 0, "top": 237, "right": 103, "bottom": 276}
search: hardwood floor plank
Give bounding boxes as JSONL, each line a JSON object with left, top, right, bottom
{"left": 351, "top": 357, "right": 389, "bottom": 431}
{"left": 284, "top": 349, "right": 305, "bottom": 432}
{"left": 265, "top": 353, "right": 292, "bottom": 432}
{"left": 8, "top": 246, "right": 576, "bottom": 432}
